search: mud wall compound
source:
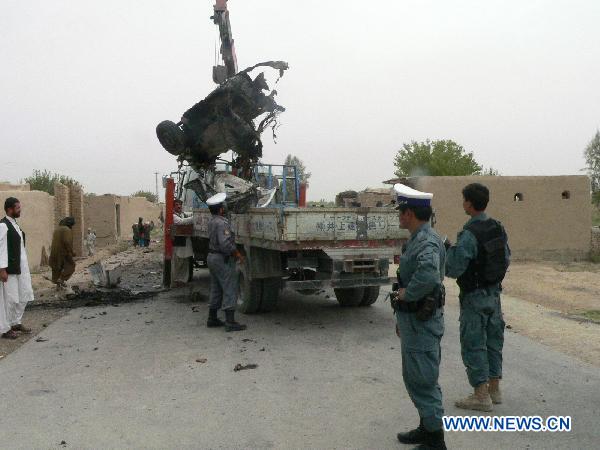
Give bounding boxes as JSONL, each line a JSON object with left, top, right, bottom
{"left": 85, "top": 195, "right": 162, "bottom": 247}
{"left": 411, "top": 176, "right": 592, "bottom": 261}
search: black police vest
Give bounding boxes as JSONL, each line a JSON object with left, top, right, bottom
{"left": 456, "top": 218, "right": 508, "bottom": 293}
{"left": 1, "top": 217, "right": 25, "bottom": 275}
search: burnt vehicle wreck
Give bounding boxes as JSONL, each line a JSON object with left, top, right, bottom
{"left": 156, "top": 61, "right": 289, "bottom": 173}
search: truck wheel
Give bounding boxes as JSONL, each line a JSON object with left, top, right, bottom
{"left": 239, "top": 272, "right": 262, "bottom": 314}
{"left": 334, "top": 287, "right": 365, "bottom": 307}
{"left": 260, "top": 277, "right": 281, "bottom": 312}
{"left": 156, "top": 120, "right": 186, "bottom": 155}
{"left": 360, "top": 286, "right": 380, "bottom": 306}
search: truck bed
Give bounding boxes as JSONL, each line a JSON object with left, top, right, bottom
{"left": 186, "top": 207, "right": 409, "bottom": 250}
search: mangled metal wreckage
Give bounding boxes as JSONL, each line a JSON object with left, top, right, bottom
{"left": 156, "top": 61, "right": 288, "bottom": 211}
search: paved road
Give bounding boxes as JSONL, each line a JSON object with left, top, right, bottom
{"left": 1, "top": 272, "right": 598, "bottom": 449}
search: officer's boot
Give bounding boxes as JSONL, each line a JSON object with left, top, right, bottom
{"left": 397, "top": 419, "right": 428, "bottom": 444}
{"left": 206, "top": 309, "right": 225, "bottom": 328}
{"left": 225, "top": 310, "right": 247, "bottom": 332}
{"left": 489, "top": 377, "right": 502, "bottom": 404}
{"left": 412, "top": 429, "right": 447, "bottom": 450}
{"left": 455, "top": 383, "right": 493, "bottom": 412}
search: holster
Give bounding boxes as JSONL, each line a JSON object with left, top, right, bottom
{"left": 393, "top": 285, "right": 445, "bottom": 321}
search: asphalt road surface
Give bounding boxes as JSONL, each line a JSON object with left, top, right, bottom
{"left": 0, "top": 272, "right": 598, "bottom": 449}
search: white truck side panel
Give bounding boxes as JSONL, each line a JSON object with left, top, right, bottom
{"left": 190, "top": 208, "right": 407, "bottom": 242}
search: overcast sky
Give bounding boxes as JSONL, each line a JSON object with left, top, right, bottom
{"left": 1, "top": 0, "right": 599, "bottom": 200}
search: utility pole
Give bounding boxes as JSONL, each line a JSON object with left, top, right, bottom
{"left": 154, "top": 172, "right": 159, "bottom": 203}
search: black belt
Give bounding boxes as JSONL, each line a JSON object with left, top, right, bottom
{"left": 396, "top": 295, "right": 445, "bottom": 313}
{"left": 209, "top": 251, "right": 230, "bottom": 262}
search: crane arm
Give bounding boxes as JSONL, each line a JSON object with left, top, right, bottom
{"left": 212, "top": 0, "right": 238, "bottom": 83}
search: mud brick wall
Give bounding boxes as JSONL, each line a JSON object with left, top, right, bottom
{"left": 84, "top": 195, "right": 119, "bottom": 247}
{"left": 54, "top": 183, "right": 70, "bottom": 226}
{"left": 119, "top": 197, "right": 162, "bottom": 241}
{"left": 412, "top": 176, "right": 592, "bottom": 261}
{"left": 69, "top": 185, "right": 85, "bottom": 256}
{"left": 357, "top": 190, "right": 394, "bottom": 207}
{"left": 592, "top": 227, "right": 600, "bottom": 256}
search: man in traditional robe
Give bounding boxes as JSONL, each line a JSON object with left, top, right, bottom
{"left": 49, "top": 217, "right": 76, "bottom": 288}
{"left": 0, "top": 197, "right": 35, "bottom": 339}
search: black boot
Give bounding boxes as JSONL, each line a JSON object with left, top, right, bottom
{"left": 412, "top": 430, "right": 446, "bottom": 450}
{"left": 206, "top": 309, "right": 225, "bottom": 328}
{"left": 225, "top": 310, "right": 247, "bottom": 332}
{"left": 397, "top": 420, "right": 428, "bottom": 444}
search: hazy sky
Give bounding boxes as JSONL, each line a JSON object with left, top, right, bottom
{"left": 1, "top": 0, "right": 599, "bottom": 200}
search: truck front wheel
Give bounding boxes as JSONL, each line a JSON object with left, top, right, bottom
{"left": 239, "top": 272, "right": 262, "bottom": 314}
{"left": 334, "top": 287, "right": 365, "bottom": 307}
{"left": 360, "top": 286, "right": 380, "bottom": 306}
{"left": 260, "top": 277, "right": 281, "bottom": 312}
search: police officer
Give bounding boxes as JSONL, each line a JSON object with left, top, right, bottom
{"left": 393, "top": 184, "right": 447, "bottom": 450}
{"left": 445, "top": 183, "right": 509, "bottom": 411}
{"left": 205, "top": 193, "right": 246, "bottom": 332}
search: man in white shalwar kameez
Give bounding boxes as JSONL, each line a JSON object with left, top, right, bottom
{"left": 171, "top": 199, "right": 194, "bottom": 287}
{"left": 0, "top": 197, "right": 34, "bottom": 339}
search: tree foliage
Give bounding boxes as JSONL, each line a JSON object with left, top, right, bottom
{"left": 394, "top": 140, "right": 482, "bottom": 177}
{"left": 284, "top": 154, "right": 311, "bottom": 184}
{"left": 132, "top": 190, "right": 158, "bottom": 203}
{"left": 481, "top": 167, "right": 500, "bottom": 176}
{"left": 584, "top": 130, "right": 600, "bottom": 202}
{"left": 23, "top": 170, "right": 81, "bottom": 195}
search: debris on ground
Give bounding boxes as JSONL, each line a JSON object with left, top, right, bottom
{"left": 233, "top": 363, "right": 258, "bottom": 372}
{"left": 89, "top": 262, "right": 123, "bottom": 288}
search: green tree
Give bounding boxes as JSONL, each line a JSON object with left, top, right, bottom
{"left": 584, "top": 130, "right": 600, "bottom": 205}
{"left": 481, "top": 167, "right": 500, "bottom": 176}
{"left": 132, "top": 190, "right": 158, "bottom": 203}
{"left": 23, "top": 170, "right": 81, "bottom": 195}
{"left": 394, "top": 140, "right": 482, "bottom": 177}
{"left": 284, "top": 154, "right": 311, "bottom": 184}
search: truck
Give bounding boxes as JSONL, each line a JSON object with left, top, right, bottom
{"left": 160, "top": 1, "right": 408, "bottom": 312}
{"left": 171, "top": 163, "right": 408, "bottom": 313}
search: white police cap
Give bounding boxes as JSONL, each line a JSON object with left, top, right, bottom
{"left": 206, "top": 192, "right": 227, "bottom": 206}
{"left": 393, "top": 183, "right": 433, "bottom": 208}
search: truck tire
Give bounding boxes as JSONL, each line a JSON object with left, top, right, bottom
{"left": 334, "top": 287, "right": 365, "bottom": 307}
{"left": 360, "top": 286, "right": 380, "bottom": 306}
{"left": 260, "top": 277, "right": 281, "bottom": 312}
{"left": 239, "top": 272, "right": 262, "bottom": 314}
{"left": 156, "top": 120, "right": 186, "bottom": 155}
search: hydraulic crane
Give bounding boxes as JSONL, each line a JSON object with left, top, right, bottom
{"left": 212, "top": 0, "right": 238, "bottom": 84}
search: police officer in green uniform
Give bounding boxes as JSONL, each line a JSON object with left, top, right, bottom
{"left": 445, "top": 183, "right": 509, "bottom": 411}
{"left": 206, "top": 193, "right": 246, "bottom": 332}
{"left": 392, "top": 184, "right": 447, "bottom": 450}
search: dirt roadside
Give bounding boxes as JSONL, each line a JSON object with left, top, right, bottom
{"left": 0, "top": 242, "right": 163, "bottom": 359}
{"left": 503, "top": 261, "right": 600, "bottom": 315}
